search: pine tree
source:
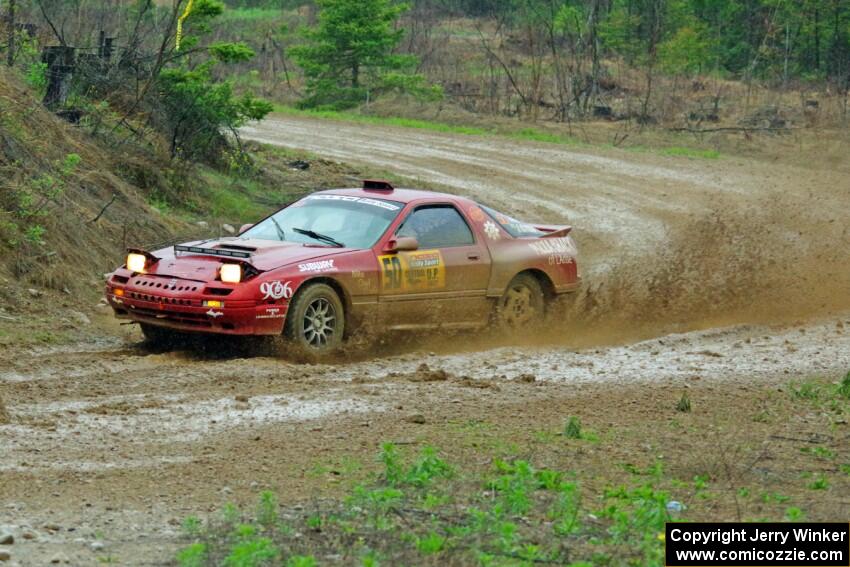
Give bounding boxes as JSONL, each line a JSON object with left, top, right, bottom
{"left": 291, "top": 0, "right": 439, "bottom": 109}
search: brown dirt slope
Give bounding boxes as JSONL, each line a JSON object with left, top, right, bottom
{"left": 0, "top": 67, "right": 179, "bottom": 293}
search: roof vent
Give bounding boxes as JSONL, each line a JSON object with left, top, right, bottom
{"left": 363, "top": 179, "right": 394, "bottom": 191}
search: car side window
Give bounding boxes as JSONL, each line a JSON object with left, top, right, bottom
{"left": 396, "top": 205, "right": 475, "bottom": 248}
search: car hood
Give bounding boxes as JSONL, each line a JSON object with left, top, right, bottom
{"left": 149, "top": 238, "right": 353, "bottom": 281}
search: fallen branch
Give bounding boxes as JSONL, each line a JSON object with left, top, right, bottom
{"left": 668, "top": 126, "right": 798, "bottom": 134}
{"left": 89, "top": 193, "right": 117, "bottom": 224}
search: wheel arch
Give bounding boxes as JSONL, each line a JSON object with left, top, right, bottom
{"left": 516, "top": 268, "right": 556, "bottom": 303}
{"left": 297, "top": 276, "right": 351, "bottom": 333}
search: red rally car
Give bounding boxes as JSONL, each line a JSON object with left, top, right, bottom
{"left": 105, "top": 181, "right": 580, "bottom": 353}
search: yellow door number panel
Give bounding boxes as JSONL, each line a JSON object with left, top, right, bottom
{"left": 378, "top": 250, "right": 446, "bottom": 293}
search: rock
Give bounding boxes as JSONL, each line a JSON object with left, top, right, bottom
{"left": 27, "top": 288, "right": 41, "bottom": 298}
{"left": 405, "top": 413, "right": 426, "bottom": 424}
{"left": 517, "top": 373, "right": 536, "bottom": 383}
{"left": 222, "top": 224, "right": 236, "bottom": 235}
{"left": 68, "top": 311, "right": 91, "bottom": 326}
{"left": 196, "top": 221, "right": 209, "bottom": 228}
{"left": 49, "top": 553, "right": 67, "bottom": 564}
{"left": 0, "top": 533, "right": 12, "bottom": 545}
{"left": 0, "top": 550, "right": 10, "bottom": 561}
{"left": 90, "top": 541, "right": 104, "bottom": 551}
{"left": 21, "top": 531, "right": 36, "bottom": 540}
{"left": 666, "top": 500, "right": 685, "bottom": 513}
{"left": 234, "top": 395, "right": 250, "bottom": 403}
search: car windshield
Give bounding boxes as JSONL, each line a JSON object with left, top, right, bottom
{"left": 479, "top": 205, "right": 545, "bottom": 237}
{"left": 241, "top": 194, "right": 403, "bottom": 249}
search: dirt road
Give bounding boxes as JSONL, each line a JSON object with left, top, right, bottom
{"left": 1, "top": 116, "right": 849, "bottom": 565}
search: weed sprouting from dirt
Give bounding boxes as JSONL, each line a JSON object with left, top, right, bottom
{"left": 564, "top": 416, "right": 582, "bottom": 439}
{"left": 838, "top": 371, "right": 850, "bottom": 400}
{"left": 676, "top": 392, "right": 692, "bottom": 413}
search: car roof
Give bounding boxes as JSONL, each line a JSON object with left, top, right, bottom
{"left": 314, "top": 188, "right": 467, "bottom": 205}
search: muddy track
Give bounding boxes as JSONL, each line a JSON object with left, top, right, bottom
{"left": 1, "top": 117, "right": 849, "bottom": 565}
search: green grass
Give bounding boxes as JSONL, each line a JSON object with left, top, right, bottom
{"left": 660, "top": 146, "right": 721, "bottom": 159}
{"left": 220, "top": 7, "right": 285, "bottom": 22}
{"left": 273, "top": 105, "right": 730, "bottom": 160}
{"left": 274, "top": 105, "right": 582, "bottom": 145}
{"left": 176, "top": 443, "right": 681, "bottom": 566}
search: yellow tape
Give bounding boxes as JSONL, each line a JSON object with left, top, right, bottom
{"left": 175, "top": 0, "right": 195, "bottom": 52}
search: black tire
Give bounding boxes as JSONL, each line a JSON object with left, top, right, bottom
{"left": 284, "top": 283, "right": 345, "bottom": 353}
{"left": 139, "top": 323, "right": 184, "bottom": 349}
{"left": 493, "top": 273, "right": 546, "bottom": 333}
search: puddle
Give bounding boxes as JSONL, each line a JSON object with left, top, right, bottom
{"left": 0, "top": 392, "right": 383, "bottom": 471}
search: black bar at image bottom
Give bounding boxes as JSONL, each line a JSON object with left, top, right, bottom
{"left": 666, "top": 523, "right": 850, "bottom": 567}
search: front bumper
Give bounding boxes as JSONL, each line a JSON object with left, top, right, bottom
{"left": 105, "top": 275, "right": 287, "bottom": 336}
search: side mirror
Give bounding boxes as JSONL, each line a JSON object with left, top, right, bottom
{"left": 385, "top": 236, "right": 419, "bottom": 253}
{"left": 239, "top": 223, "right": 254, "bottom": 235}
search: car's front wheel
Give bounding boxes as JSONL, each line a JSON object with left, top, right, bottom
{"left": 493, "top": 273, "right": 546, "bottom": 333}
{"left": 284, "top": 283, "right": 345, "bottom": 353}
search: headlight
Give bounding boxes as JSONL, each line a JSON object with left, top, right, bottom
{"left": 220, "top": 264, "right": 242, "bottom": 284}
{"left": 126, "top": 253, "right": 147, "bottom": 273}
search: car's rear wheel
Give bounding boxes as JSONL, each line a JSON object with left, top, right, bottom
{"left": 139, "top": 323, "right": 184, "bottom": 349}
{"left": 494, "top": 273, "right": 546, "bottom": 333}
{"left": 284, "top": 283, "right": 345, "bottom": 353}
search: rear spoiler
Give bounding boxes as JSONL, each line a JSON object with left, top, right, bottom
{"left": 534, "top": 225, "right": 572, "bottom": 238}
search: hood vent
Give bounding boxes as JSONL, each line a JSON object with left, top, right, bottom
{"left": 215, "top": 243, "right": 258, "bottom": 252}
{"left": 174, "top": 244, "right": 252, "bottom": 259}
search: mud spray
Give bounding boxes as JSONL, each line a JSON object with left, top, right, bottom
{"left": 371, "top": 188, "right": 850, "bottom": 356}
{"left": 557, "top": 189, "right": 850, "bottom": 348}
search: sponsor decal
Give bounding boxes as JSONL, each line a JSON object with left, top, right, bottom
{"left": 206, "top": 309, "right": 223, "bottom": 318}
{"left": 483, "top": 220, "right": 501, "bottom": 241}
{"left": 508, "top": 221, "right": 537, "bottom": 234}
{"left": 306, "top": 194, "right": 400, "bottom": 211}
{"left": 468, "top": 206, "right": 486, "bottom": 223}
{"left": 378, "top": 250, "right": 446, "bottom": 292}
{"left": 529, "top": 237, "right": 576, "bottom": 257}
{"left": 260, "top": 280, "right": 293, "bottom": 300}
{"left": 256, "top": 307, "right": 285, "bottom": 320}
{"left": 548, "top": 253, "right": 574, "bottom": 266}
{"left": 298, "top": 259, "right": 336, "bottom": 273}
{"left": 350, "top": 270, "right": 377, "bottom": 293}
